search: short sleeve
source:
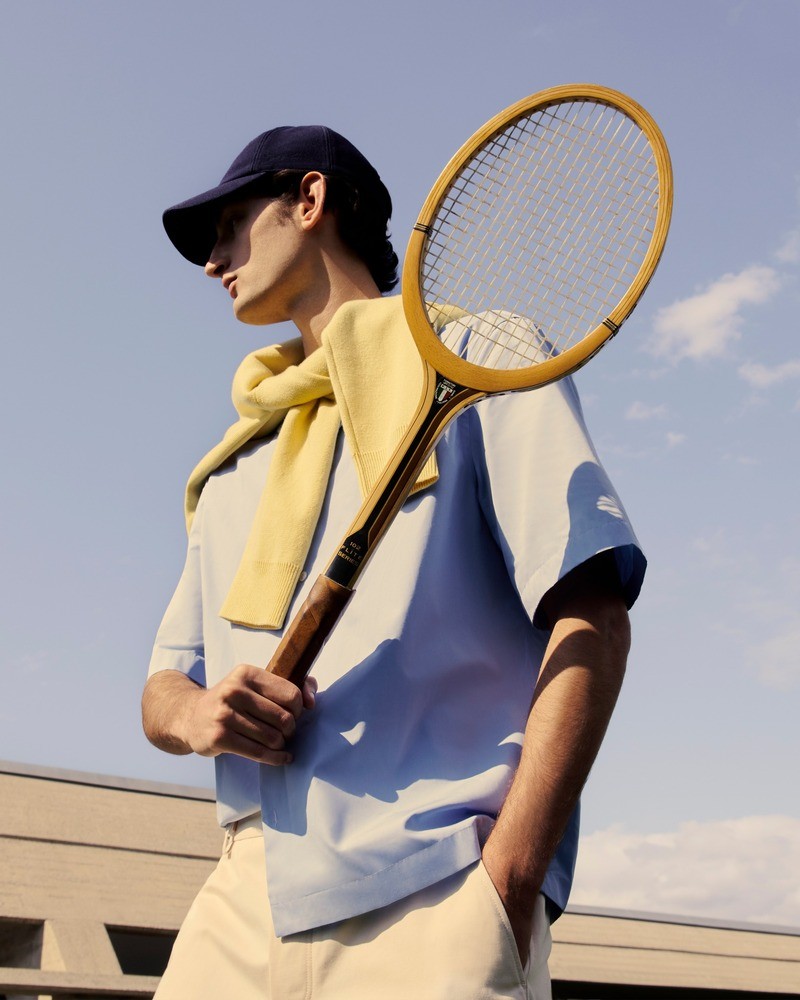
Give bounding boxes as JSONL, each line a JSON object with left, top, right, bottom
{"left": 147, "top": 492, "right": 207, "bottom": 685}
{"left": 468, "top": 376, "right": 646, "bottom": 625}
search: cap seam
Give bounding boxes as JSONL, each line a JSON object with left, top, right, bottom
{"left": 320, "top": 125, "right": 334, "bottom": 173}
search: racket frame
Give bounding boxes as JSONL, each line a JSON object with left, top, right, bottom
{"left": 403, "top": 83, "right": 673, "bottom": 394}
{"left": 268, "top": 83, "right": 673, "bottom": 687}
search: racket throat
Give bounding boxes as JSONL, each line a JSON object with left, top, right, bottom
{"left": 332, "top": 527, "right": 371, "bottom": 581}
{"left": 326, "top": 372, "right": 477, "bottom": 589}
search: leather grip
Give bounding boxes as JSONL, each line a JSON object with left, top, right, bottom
{"left": 267, "top": 575, "right": 353, "bottom": 687}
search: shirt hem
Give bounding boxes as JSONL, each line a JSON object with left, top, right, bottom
{"left": 270, "top": 824, "right": 483, "bottom": 938}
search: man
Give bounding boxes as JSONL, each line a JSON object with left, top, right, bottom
{"left": 143, "top": 125, "right": 644, "bottom": 999}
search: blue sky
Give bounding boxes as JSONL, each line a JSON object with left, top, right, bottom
{"left": 1, "top": 0, "right": 798, "bottom": 926}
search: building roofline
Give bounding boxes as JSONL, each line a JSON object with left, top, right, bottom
{"left": 563, "top": 903, "right": 800, "bottom": 938}
{"left": 0, "top": 758, "right": 214, "bottom": 802}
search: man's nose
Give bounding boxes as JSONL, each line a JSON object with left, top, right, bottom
{"left": 205, "top": 246, "right": 227, "bottom": 278}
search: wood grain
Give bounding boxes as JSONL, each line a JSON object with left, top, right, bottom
{"left": 268, "top": 575, "right": 353, "bottom": 686}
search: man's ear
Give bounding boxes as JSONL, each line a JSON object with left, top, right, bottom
{"left": 297, "top": 171, "right": 328, "bottom": 232}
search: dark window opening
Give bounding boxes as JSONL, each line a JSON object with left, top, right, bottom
{"left": 106, "top": 927, "right": 177, "bottom": 977}
{"left": 0, "top": 919, "right": 44, "bottom": 969}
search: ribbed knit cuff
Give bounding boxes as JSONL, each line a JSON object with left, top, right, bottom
{"left": 219, "top": 560, "right": 303, "bottom": 631}
{"left": 353, "top": 436, "right": 439, "bottom": 500}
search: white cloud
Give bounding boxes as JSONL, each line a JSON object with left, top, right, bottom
{"left": 572, "top": 816, "right": 800, "bottom": 927}
{"left": 726, "top": 0, "right": 752, "bottom": 25}
{"left": 18, "top": 651, "right": 46, "bottom": 676}
{"left": 665, "top": 431, "right": 685, "bottom": 448}
{"left": 649, "top": 266, "right": 781, "bottom": 362}
{"left": 775, "top": 229, "right": 800, "bottom": 264}
{"left": 738, "top": 359, "right": 800, "bottom": 388}
{"left": 691, "top": 528, "right": 740, "bottom": 569}
{"left": 721, "top": 451, "right": 758, "bottom": 466}
{"left": 752, "top": 625, "right": 800, "bottom": 690}
{"left": 625, "top": 401, "right": 666, "bottom": 420}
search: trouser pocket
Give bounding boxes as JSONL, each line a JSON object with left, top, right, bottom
{"left": 475, "top": 860, "right": 530, "bottom": 988}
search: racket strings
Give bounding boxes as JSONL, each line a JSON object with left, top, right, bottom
{"left": 420, "top": 99, "right": 661, "bottom": 370}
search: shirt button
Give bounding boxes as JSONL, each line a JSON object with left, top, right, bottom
{"left": 299, "top": 572, "right": 308, "bottom": 581}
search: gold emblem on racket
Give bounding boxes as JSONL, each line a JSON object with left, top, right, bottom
{"left": 434, "top": 378, "right": 458, "bottom": 405}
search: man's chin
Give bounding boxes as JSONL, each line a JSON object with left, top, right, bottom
{"left": 233, "top": 300, "right": 281, "bottom": 327}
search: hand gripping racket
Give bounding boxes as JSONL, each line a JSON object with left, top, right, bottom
{"left": 268, "top": 83, "right": 673, "bottom": 686}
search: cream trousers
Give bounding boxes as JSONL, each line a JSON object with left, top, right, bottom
{"left": 156, "top": 816, "right": 552, "bottom": 1000}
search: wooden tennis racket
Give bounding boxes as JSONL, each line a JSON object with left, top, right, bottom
{"left": 268, "top": 83, "right": 673, "bottom": 687}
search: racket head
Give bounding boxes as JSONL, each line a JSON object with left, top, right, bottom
{"left": 402, "top": 84, "right": 673, "bottom": 393}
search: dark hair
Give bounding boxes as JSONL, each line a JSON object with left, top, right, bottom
{"left": 243, "top": 170, "right": 399, "bottom": 293}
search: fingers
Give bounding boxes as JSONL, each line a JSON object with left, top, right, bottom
{"left": 235, "top": 663, "right": 306, "bottom": 716}
{"left": 302, "top": 675, "right": 318, "bottom": 710}
{"left": 205, "top": 724, "right": 295, "bottom": 766}
{"left": 233, "top": 683, "right": 299, "bottom": 739}
{"left": 185, "top": 664, "right": 317, "bottom": 765}
{"left": 227, "top": 703, "right": 294, "bottom": 749}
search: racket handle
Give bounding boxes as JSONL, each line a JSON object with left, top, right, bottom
{"left": 267, "top": 575, "right": 353, "bottom": 687}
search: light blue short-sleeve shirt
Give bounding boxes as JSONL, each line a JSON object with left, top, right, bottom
{"left": 149, "top": 352, "right": 645, "bottom": 937}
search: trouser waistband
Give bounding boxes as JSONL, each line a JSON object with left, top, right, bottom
{"left": 222, "top": 812, "right": 262, "bottom": 856}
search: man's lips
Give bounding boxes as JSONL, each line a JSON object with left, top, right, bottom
{"left": 222, "top": 276, "right": 237, "bottom": 298}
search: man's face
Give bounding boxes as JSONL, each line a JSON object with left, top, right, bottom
{"left": 205, "top": 196, "right": 311, "bottom": 325}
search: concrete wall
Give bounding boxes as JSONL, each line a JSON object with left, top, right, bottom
{"left": 1, "top": 761, "right": 798, "bottom": 998}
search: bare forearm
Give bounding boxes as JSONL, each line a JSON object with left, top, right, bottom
{"left": 142, "top": 670, "right": 205, "bottom": 755}
{"left": 483, "top": 595, "right": 630, "bottom": 920}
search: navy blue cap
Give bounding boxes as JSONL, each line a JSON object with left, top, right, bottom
{"left": 163, "top": 125, "right": 392, "bottom": 265}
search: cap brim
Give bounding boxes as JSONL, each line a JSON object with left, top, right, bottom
{"left": 162, "top": 172, "right": 266, "bottom": 266}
